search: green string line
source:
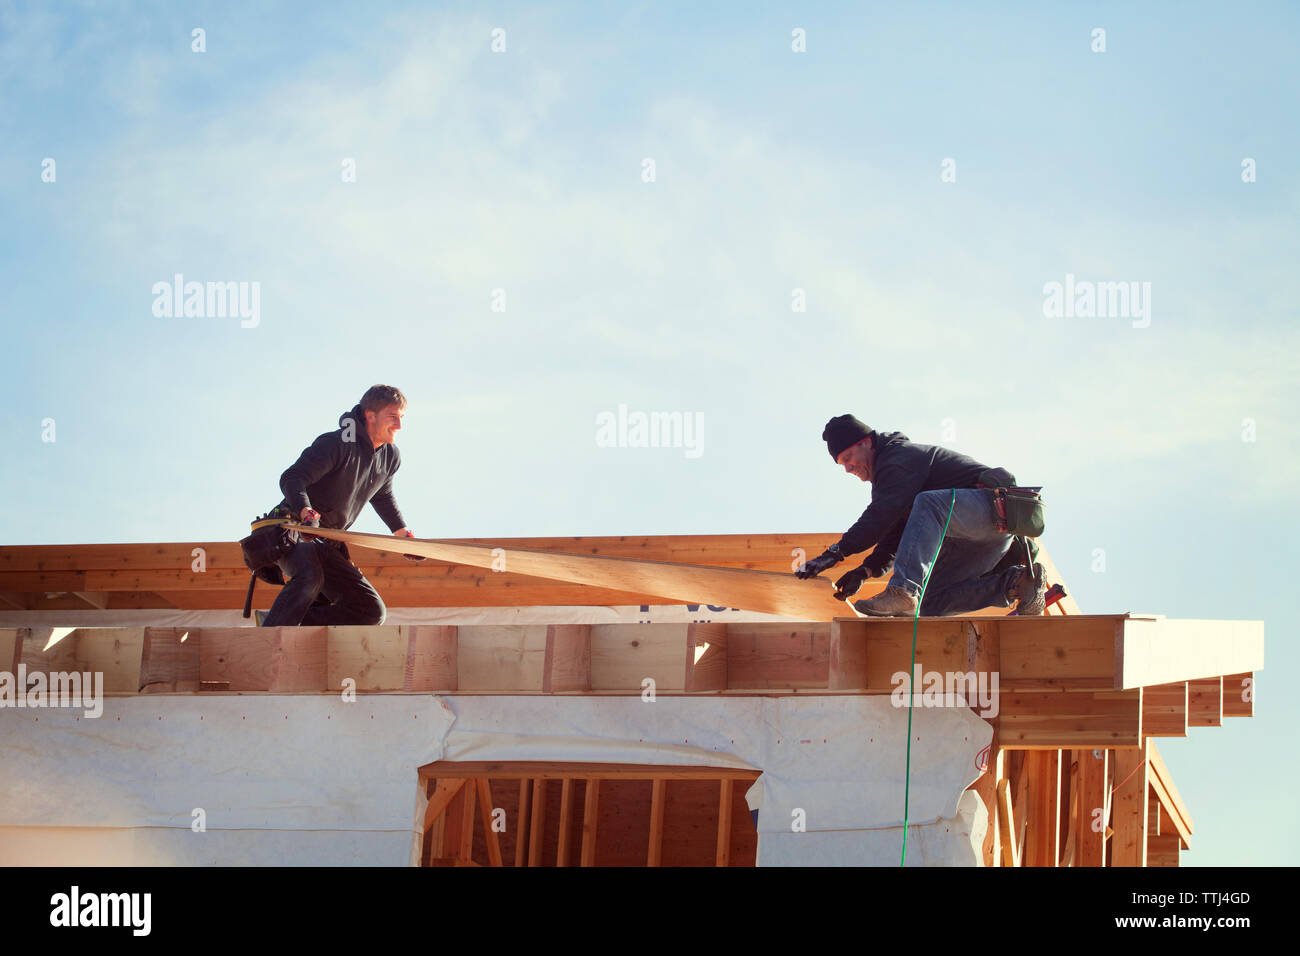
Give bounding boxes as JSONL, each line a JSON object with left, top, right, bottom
{"left": 900, "top": 488, "right": 957, "bottom": 867}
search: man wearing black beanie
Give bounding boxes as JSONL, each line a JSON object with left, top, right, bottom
{"left": 794, "top": 414, "right": 1047, "bottom": 616}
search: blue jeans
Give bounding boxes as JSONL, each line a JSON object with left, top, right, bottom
{"left": 888, "top": 489, "right": 1021, "bottom": 616}
{"left": 261, "top": 538, "right": 386, "bottom": 626}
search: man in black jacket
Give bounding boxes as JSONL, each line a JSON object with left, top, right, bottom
{"left": 795, "top": 414, "right": 1046, "bottom": 617}
{"left": 260, "top": 385, "right": 420, "bottom": 626}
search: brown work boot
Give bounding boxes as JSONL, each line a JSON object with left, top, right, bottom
{"left": 853, "top": 585, "right": 919, "bottom": 617}
{"left": 1007, "top": 563, "right": 1047, "bottom": 615}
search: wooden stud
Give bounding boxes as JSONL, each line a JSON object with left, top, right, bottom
{"left": 581, "top": 779, "right": 600, "bottom": 866}
{"left": 458, "top": 777, "right": 477, "bottom": 863}
{"left": 1061, "top": 753, "right": 1080, "bottom": 866}
{"left": 514, "top": 779, "right": 531, "bottom": 867}
{"left": 996, "top": 779, "right": 1019, "bottom": 867}
{"left": 556, "top": 778, "right": 574, "bottom": 866}
{"left": 716, "top": 779, "right": 734, "bottom": 867}
{"left": 1077, "top": 748, "right": 1109, "bottom": 867}
{"left": 475, "top": 779, "right": 503, "bottom": 867}
{"left": 648, "top": 779, "right": 666, "bottom": 866}
{"left": 528, "top": 777, "right": 546, "bottom": 867}
{"left": 1024, "top": 750, "right": 1061, "bottom": 867}
{"left": 1110, "top": 742, "right": 1149, "bottom": 867}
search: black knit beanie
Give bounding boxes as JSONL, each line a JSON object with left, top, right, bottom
{"left": 823, "top": 414, "right": 873, "bottom": 461}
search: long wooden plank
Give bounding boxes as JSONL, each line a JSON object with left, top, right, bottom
{"left": 1078, "top": 748, "right": 1109, "bottom": 867}
{"left": 996, "top": 779, "right": 1019, "bottom": 867}
{"left": 528, "top": 777, "right": 547, "bottom": 867}
{"left": 420, "top": 761, "right": 761, "bottom": 780}
{"left": 581, "top": 779, "right": 600, "bottom": 867}
{"left": 278, "top": 524, "right": 855, "bottom": 621}
{"left": 557, "top": 779, "right": 574, "bottom": 866}
{"left": 1118, "top": 618, "right": 1264, "bottom": 690}
{"left": 514, "top": 779, "right": 531, "bottom": 867}
{"left": 648, "top": 779, "right": 666, "bottom": 866}
{"left": 475, "top": 779, "right": 504, "bottom": 867}
{"left": 1111, "top": 743, "right": 1149, "bottom": 866}
{"left": 716, "top": 779, "right": 733, "bottom": 867}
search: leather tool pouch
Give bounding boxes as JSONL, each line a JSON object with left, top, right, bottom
{"left": 239, "top": 506, "right": 301, "bottom": 586}
{"left": 991, "top": 486, "right": 1046, "bottom": 538}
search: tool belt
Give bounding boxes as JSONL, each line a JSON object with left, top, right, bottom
{"left": 990, "top": 486, "right": 1046, "bottom": 537}
{"left": 239, "top": 506, "right": 301, "bottom": 586}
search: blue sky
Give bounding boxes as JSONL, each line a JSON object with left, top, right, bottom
{"left": 2, "top": 0, "right": 1297, "bottom": 865}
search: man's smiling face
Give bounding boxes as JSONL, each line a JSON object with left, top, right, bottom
{"left": 836, "top": 437, "right": 873, "bottom": 482}
{"left": 366, "top": 404, "right": 404, "bottom": 446}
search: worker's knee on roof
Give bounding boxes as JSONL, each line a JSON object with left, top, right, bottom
{"left": 356, "top": 594, "right": 386, "bottom": 626}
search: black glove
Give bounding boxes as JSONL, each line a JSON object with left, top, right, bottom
{"left": 833, "top": 565, "right": 871, "bottom": 600}
{"left": 795, "top": 544, "right": 844, "bottom": 579}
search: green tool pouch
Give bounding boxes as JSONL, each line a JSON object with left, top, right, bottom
{"left": 992, "top": 486, "right": 1046, "bottom": 538}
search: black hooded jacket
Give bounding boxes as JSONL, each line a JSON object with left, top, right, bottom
{"left": 272, "top": 404, "right": 406, "bottom": 533}
{"left": 838, "top": 430, "right": 1008, "bottom": 576}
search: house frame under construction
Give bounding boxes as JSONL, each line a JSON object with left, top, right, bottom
{"left": 0, "top": 531, "right": 1263, "bottom": 866}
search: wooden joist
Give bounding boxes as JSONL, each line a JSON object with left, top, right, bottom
{"left": 1142, "top": 682, "right": 1188, "bottom": 737}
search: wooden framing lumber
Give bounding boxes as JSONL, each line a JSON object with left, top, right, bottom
{"left": 138, "top": 627, "right": 200, "bottom": 693}
{"left": 581, "top": 779, "right": 600, "bottom": 866}
{"left": 475, "top": 778, "right": 504, "bottom": 866}
{"left": 648, "top": 779, "right": 666, "bottom": 866}
{"left": 1188, "top": 677, "right": 1223, "bottom": 727}
{"left": 1117, "top": 618, "right": 1264, "bottom": 690}
{"left": 1222, "top": 672, "right": 1254, "bottom": 717}
{"left": 828, "top": 618, "right": 868, "bottom": 690}
{"left": 528, "top": 777, "right": 547, "bottom": 866}
{"left": 421, "top": 761, "right": 761, "bottom": 780}
{"left": 515, "top": 779, "right": 531, "bottom": 867}
{"left": 996, "top": 689, "right": 1142, "bottom": 749}
{"left": 543, "top": 625, "right": 591, "bottom": 694}
{"left": 996, "top": 778, "right": 1019, "bottom": 867}
{"left": 556, "top": 778, "right": 574, "bottom": 865}
{"left": 423, "top": 778, "right": 468, "bottom": 833}
{"left": 1141, "top": 681, "right": 1188, "bottom": 737}
{"left": 274, "top": 524, "right": 857, "bottom": 621}
{"left": 404, "top": 625, "right": 457, "bottom": 691}
{"left": 1077, "top": 748, "right": 1109, "bottom": 867}
{"left": 684, "top": 622, "right": 727, "bottom": 692}
{"left": 1147, "top": 833, "right": 1181, "bottom": 867}
{"left": 716, "top": 779, "right": 733, "bottom": 867}
{"left": 1111, "top": 742, "right": 1149, "bottom": 866}
{"left": 1023, "top": 750, "right": 1061, "bottom": 867}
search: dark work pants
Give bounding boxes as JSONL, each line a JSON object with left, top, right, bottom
{"left": 261, "top": 538, "right": 386, "bottom": 626}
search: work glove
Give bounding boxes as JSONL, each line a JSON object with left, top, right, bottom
{"left": 833, "top": 564, "right": 875, "bottom": 600}
{"left": 795, "top": 544, "right": 844, "bottom": 579}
